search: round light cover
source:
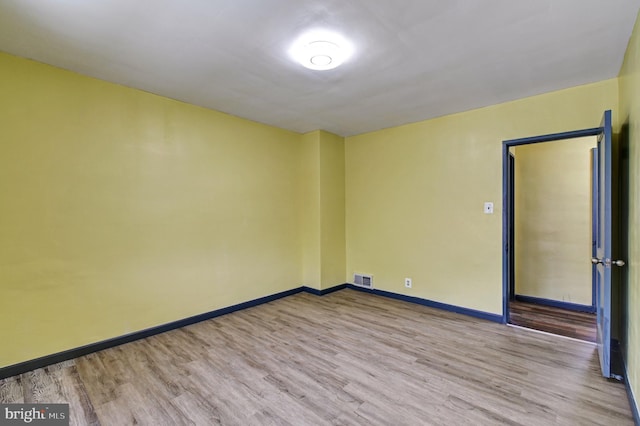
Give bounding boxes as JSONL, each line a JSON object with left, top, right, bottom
{"left": 289, "top": 31, "right": 353, "bottom": 71}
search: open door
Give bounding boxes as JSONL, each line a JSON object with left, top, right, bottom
{"left": 502, "top": 111, "right": 623, "bottom": 354}
{"left": 591, "top": 148, "right": 598, "bottom": 312}
{"left": 591, "top": 109, "right": 624, "bottom": 378}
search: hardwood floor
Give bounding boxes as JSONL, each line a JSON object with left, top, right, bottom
{"left": 509, "top": 300, "right": 597, "bottom": 342}
{"left": 0, "top": 289, "right": 632, "bottom": 425}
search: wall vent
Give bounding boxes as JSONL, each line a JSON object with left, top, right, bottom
{"left": 353, "top": 273, "right": 373, "bottom": 289}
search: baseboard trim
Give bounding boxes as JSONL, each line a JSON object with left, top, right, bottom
{"left": 514, "top": 294, "right": 595, "bottom": 313}
{"left": 302, "top": 284, "right": 348, "bottom": 296}
{"left": 627, "top": 382, "right": 640, "bottom": 426}
{"left": 622, "top": 351, "right": 640, "bottom": 425}
{"left": 0, "top": 286, "right": 306, "bottom": 380}
{"left": 0, "top": 282, "right": 507, "bottom": 380}
{"left": 346, "top": 285, "right": 503, "bottom": 323}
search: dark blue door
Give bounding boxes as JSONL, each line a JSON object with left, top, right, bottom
{"left": 593, "top": 110, "right": 612, "bottom": 378}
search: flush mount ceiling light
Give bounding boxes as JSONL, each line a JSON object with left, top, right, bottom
{"left": 289, "top": 31, "right": 354, "bottom": 71}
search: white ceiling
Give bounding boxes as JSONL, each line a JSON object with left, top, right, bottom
{"left": 0, "top": 0, "right": 638, "bottom": 136}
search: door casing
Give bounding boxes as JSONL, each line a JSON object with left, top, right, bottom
{"left": 502, "top": 127, "right": 602, "bottom": 324}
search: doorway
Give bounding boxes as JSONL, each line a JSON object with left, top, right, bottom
{"left": 503, "top": 131, "right": 599, "bottom": 342}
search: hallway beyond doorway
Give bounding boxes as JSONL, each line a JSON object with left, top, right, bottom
{"left": 509, "top": 300, "right": 596, "bottom": 342}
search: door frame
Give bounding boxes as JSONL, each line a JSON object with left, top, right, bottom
{"left": 502, "top": 127, "right": 602, "bottom": 323}
{"left": 508, "top": 152, "right": 515, "bottom": 301}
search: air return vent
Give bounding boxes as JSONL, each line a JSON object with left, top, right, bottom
{"left": 353, "top": 273, "right": 373, "bottom": 289}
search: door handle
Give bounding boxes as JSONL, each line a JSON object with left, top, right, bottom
{"left": 592, "top": 258, "right": 626, "bottom": 267}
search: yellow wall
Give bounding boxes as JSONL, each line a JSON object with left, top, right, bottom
{"left": 345, "top": 79, "right": 618, "bottom": 314}
{"left": 619, "top": 9, "right": 640, "bottom": 413}
{"left": 512, "top": 137, "right": 596, "bottom": 306}
{"left": 0, "top": 53, "right": 303, "bottom": 368}
{"left": 299, "top": 132, "right": 321, "bottom": 289}
{"left": 319, "top": 131, "right": 347, "bottom": 289}
{"left": 0, "top": 34, "right": 631, "bottom": 377}
{"left": 299, "top": 130, "right": 346, "bottom": 290}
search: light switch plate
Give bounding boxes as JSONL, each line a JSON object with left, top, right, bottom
{"left": 484, "top": 202, "right": 494, "bottom": 214}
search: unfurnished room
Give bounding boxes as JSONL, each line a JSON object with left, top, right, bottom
{"left": 1, "top": 1, "right": 640, "bottom": 425}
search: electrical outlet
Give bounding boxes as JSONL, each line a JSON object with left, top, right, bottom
{"left": 405, "top": 278, "right": 412, "bottom": 288}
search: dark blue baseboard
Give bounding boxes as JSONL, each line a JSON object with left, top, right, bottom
{"left": 346, "top": 285, "right": 503, "bottom": 323}
{"left": 626, "top": 379, "right": 640, "bottom": 426}
{"left": 621, "top": 350, "right": 640, "bottom": 425}
{"left": 302, "top": 283, "right": 348, "bottom": 296}
{"left": 0, "top": 286, "right": 306, "bottom": 380}
{"left": 0, "top": 282, "right": 505, "bottom": 380}
{"left": 514, "top": 294, "right": 595, "bottom": 313}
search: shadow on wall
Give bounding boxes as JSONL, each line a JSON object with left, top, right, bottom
{"left": 617, "top": 121, "right": 630, "bottom": 359}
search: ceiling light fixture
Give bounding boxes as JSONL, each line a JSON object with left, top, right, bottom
{"left": 289, "top": 31, "right": 353, "bottom": 71}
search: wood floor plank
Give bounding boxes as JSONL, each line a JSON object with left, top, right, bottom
{"left": 0, "top": 376, "right": 23, "bottom": 404}
{"left": 57, "top": 366, "right": 101, "bottom": 426}
{"left": 0, "top": 289, "right": 633, "bottom": 425}
{"left": 509, "top": 300, "right": 596, "bottom": 342}
{"left": 15, "top": 361, "right": 100, "bottom": 426}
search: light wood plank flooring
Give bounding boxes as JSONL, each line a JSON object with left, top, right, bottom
{"left": 0, "top": 289, "right": 633, "bottom": 425}
{"left": 509, "top": 300, "right": 597, "bottom": 342}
